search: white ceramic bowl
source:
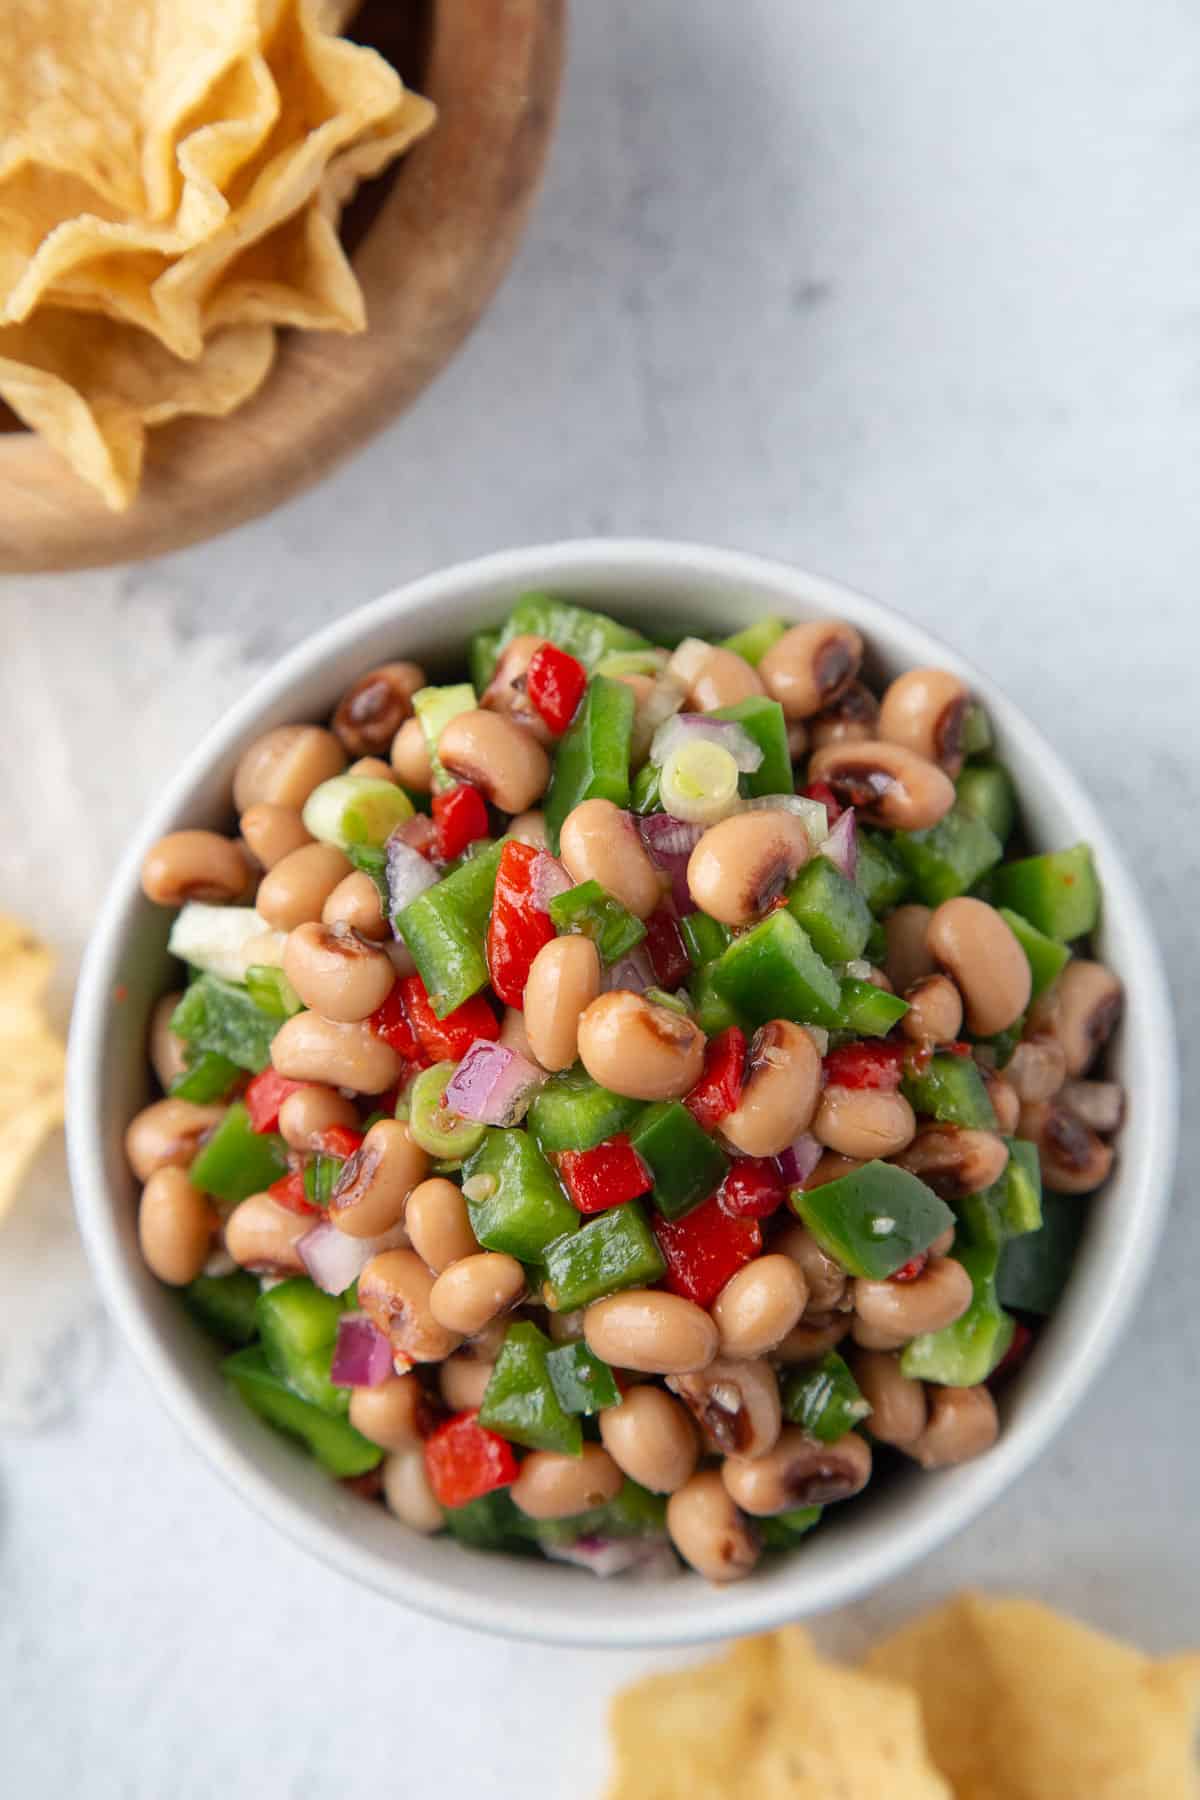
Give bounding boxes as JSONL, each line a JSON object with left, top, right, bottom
{"left": 68, "top": 540, "right": 1177, "bottom": 1648}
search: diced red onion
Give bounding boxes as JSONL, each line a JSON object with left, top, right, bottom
{"left": 386, "top": 834, "right": 438, "bottom": 925}
{"left": 631, "top": 673, "right": 688, "bottom": 765}
{"left": 397, "top": 814, "right": 437, "bottom": 857}
{"left": 820, "top": 805, "right": 858, "bottom": 880}
{"left": 637, "top": 811, "right": 704, "bottom": 914}
{"left": 530, "top": 851, "right": 572, "bottom": 913}
{"left": 649, "top": 713, "right": 763, "bottom": 775}
{"left": 298, "top": 1218, "right": 407, "bottom": 1296}
{"left": 605, "top": 946, "right": 656, "bottom": 994}
{"left": 775, "top": 1132, "right": 822, "bottom": 1187}
{"left": 543, "top": 1534, "right": 680, "bottom": 1579}
{"left": 445, "top": 1038, "right": 544, "bottom": 1126}
{"left": 744, "top": 792, "right": 829, "bottom": 847}
{"left": 331, "top": 1314, "right": 393, "bottom": 1388}
{"left": 1059, "top": 1079, "right": 1125, "bottom": 1135}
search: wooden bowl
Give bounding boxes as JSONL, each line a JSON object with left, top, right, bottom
{"left": 0, "top": 0, "right": 564, "bottom": 574}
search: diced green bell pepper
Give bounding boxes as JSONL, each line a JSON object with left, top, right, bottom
{"left": 170, "top": 974, "right": 279, "bottom": 1074}
{"left": 855, "top": 830, "right": 911, "bottom": 914}
{"left": 303, "top": 1150, "right": 344, "bottom": 1210}
{"left": 891, "top": 807, "right": 1004, "bottom": 907}
{"left": 244, "top": 963, "right": 303, "bottom": 1018}
{"left": 710, "top": 696, "right": 792, "bottom": 796}
{"left": 999, "top": 907, "right": 1071, "bottom": 997}
{"left": 997, "top": 1136, "right": 1043, "bottom": 1237}
{"left": 408, "top": 1061, "right": 487, "bottom": 1161}
{"left": 901, "top": 1230, "right": 1014, "bottom": 1387}
{"left": 791, "top": 1160, "right": 954, "bottom": 1280}
{"left": 996, "top": 1191, "right": 1084, "bottom": 1316}
{"left": 528, "top": 1065, "right": 643, "bottom": 1154}
{"left": 479, "top": 1321, "right": 582, "bottom": 1455}
{"left": 535, "top": 1477, "right": 669, "bottom": 1548}
{"left": 991, "top": 843, "right": 1100, "bottom": 942}
{"left": 781, "top": 1352, "right": 871, "bottom": 1442}
{"left": 413, "top": 683, "right": 477, "bottom": 791}
{"left": 396, "top": 836, "right": 504, "bottom": 1016}
{"left": 544, "top": 676, "right": 635, "bottom": 853}
{"left": 758, "top": 1505, "right": 823, "bottom": 1550}
{"left": 346, "top": 842, "right": 391, "bottom": 907}
{"left": 688, "top": 963, "right": 744, "bottom": 1035}
{"left": 545, "top": 1340, "right": 623, "bottom": 1414}
{"left": 710, "top": 908, "right": 842, "bottom": 1030}
{"left": 189, "top": 1100, "right": 288, "bottom": 1205}
{"left": 549, "top": 879, "right": 647, "bottom": 964}
{"left": 719, "top": 617, "right": 786, "bottom": 667}
{"left": 786, "top": 857, "right": 872, "bottom": 964}
{"left": 463, "top": 1128, "right": 579, "bottom": 1261}
{"left": 902, "top": 1053, "right": 997, "bottom": 1130}
{"left": 181, "top": 1270, "right": 260, "bottom": 1345}
{"left": 961, "top": 702, "right": 993, "bottom": 757}
{"left": 256, "top": 1278, "right": 348, "bottom": 1415}
{"left": 595, "top": 649, "right": 671, "bottom": 679}
{"left": 956, "top": 762, "right": 1016, "bottom": 845}
{"left": 169, "top": 1049, "right": 241, "bottom": 1103}
{"left": 223, "top": 1346, "right": 380, "bottom": 1477}
{"left": 469, "top": 628, "right": 502, "bottom": 694}
{"left": 630, "top": 762, "right": 662, "bottom": 815}
{"left": 498, "top": 593, "right": 650, "bottom": 669}
{"left": 542, "top": 1201, "right": 665, "bottom": 1311}
{"left": 835, "top": 977, "right": 909, "bottom": 1037}
{"left": 680, "top": 912, "right": 731, "bottom": 967}
{"left": 631, "top": 1100, "right": 729, "bottom": 1221}
{"left": 442, "top": 1488, "right": 537, "bottom": 1552}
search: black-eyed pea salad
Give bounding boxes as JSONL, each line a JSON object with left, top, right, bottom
{"left": 127, "top": 593, "right": 1125, "bottom": 1580}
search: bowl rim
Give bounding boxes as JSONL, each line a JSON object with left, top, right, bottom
{"left": 68, "top": 538, "right": 1179, "bottom": 1647}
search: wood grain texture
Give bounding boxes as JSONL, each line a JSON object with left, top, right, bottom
{"left": 0, "top": 0, "right": 565, "bottom": 574}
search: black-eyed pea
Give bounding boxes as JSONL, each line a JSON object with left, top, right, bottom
{"left": 773, "top": 1222, "right": 848, "bottom": 1312}
{"left": 283, "top": 920, "right": 395, "bottom": 1022}
{"left": 322, "top": 869, "right": 390, "bottom": 942}
{"left": 439, "top": 1353, "right": 495, "bottom": 1412}
{"left": 668, "top": 639, "right": 764, "bottom": 711}
{"left": 277, "top": 1084, "right": 360, "bottom": 1151}
{"left": 438, "top": 709, "right": 550, "bottom": 813}
{"left": 508, "top": 809, "right": 549, "bottom": 849}
{"left": 524, "top": 935, "right": 602, "bottom": 1072}
{"left": 773, "top": 1310, "right": 851, "bottom": 1362}
{"left": 256, "top": 842, "right": 353, "bottom": 931}
{"left": 758, "top": 620, "right": 864, "bottom": 720}
{"left": 358, "top": 1249, "right": 463, "bottom": 1363}
{"left": 721, "top": 1019, "right": 821, "bottom": 1157}
{"left": 148, "top": 990, "right": 188, "bottom": 1091}
{"left": 877, "top": 667, "right": 971, "bottom": 774}
{"left": 333, "top": 662, "right": 426, "bottom": 756}
{"left": 271, "top": 1011, "right": 402, "bottom": 1094}
{"left": 1019, "top": 1100, "right": 1115, "bottom": 1194}
{"left": 666, "top": 1470, "right": 760, "bottom": 1583}
{"left": 927, "top": 897, "right": 1031, "bottom": 1036}
{"left": 848, "top": 1349, "right": 928, "bottom": 1448}
{"left": 884, "top": 904, "right": 935, "bottom": 993}
{"left": 721, "top": 1425, "right": 871, "bottom": 1514}
{"left": 404, "top": 1177, "right": 480, "bottom": 1272}
{"left": 125, "top": 1097, "right": 226, "bottom": 1183}
{"left": 711, "top": 1256, "right": 808, "bottom": 1358}
{"left": 382, "top": 1449, "right": 444, "bottom": 1532}
{"left": 239, "top": 803, "right": 313, "bottom": 871}
{"left": 349, "top": 1372, "right": 430, "bottom": 1450}
{"left": 510, "top": 1445, "right": 623, "bottom": 1520}
{"left": 982, "top": 1071, "right": 1021, "bottom": 1135}
{"left": 559, "top": 799, "right": 663, "bottom": 918}
{"left": 233, "top": 725, "right": 346, "bottom": 813}
{"left": 584, "top": 1289, "right": 719, "bottom": 1375}
{"left": 224, "top": 1192, "right": 309, "bottom": 1274}
{"left": 909, "top": 1384, "right": 999, "bottom": 1469}
{"left": 852, "top": 1256, "right": 974, "bottom": 1341}
{"left": 390, "top": 716, "right": 433, "bottom": 791}
{"left": 138, "top": 1168, "right": 213, "bottom": 1285}
{"left": 598, "top": 1387, "right": 699, "bottom": 1494}
{"left": 808, "top": 679, "right": 880, "bottom": 749}
{"left": 499, "top": 1005, "right": 541, "bottom": 1065}
{"left": 480, "top": 635, "right": 554, "bottom": 745}
{"left": 900, "top": 973, "right": 963, "bottom": 1047}
{"left": 576, "top": 991, "right": 705, "bottom": 1101}
{"left": 346, "top": 757, "right": 398, "bottom": 784}
{"left": 1041, "top": 960, "right": 1124, "bottom": 1076}
{"left": 329, "top": 1120, "right": 428, "bottom": 1239}
{"left": 807, "top": 741, "right": 956, "bottom": 831}
{"left": 668, "top": 1357, "right": 782, "bottom": 1460}
{"left": 893, "top": 1124, "right": 1009, "bottom": 1199}
{"left": 428, "top": 1252, "right": 525, "bottom": 1335}
{"left": 140, "top": 830, "right": 249, "bottom": 907}
{"left": 812, "top": 1085, "right": 917, "bottom": 1159}
{"left": 686, "top": 810, "right": 812, "bottom": 926}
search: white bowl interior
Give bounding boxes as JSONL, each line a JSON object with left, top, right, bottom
{"left": 68, "top": 540, "right": 1177, "bottom": 1647}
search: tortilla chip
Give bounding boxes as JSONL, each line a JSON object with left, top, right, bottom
{"left": 0, "top": 308, "right": 275, "bottom": 509}
{"left": 867, "top": 1591, "right": 1200, "bottom": 1800}
{"left": 606, "top": 1628, "right": 951, "bottom": 1800}
{"left": 0, "top": 917, "right": 66, "bottom": 1225}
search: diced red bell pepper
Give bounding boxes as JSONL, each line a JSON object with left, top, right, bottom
{"left": 823, "top": 1040, "right": 907, "bottom": 1092}
{"left": 801, "top": 779, "right": 843, "bottom": 823}
{"left": 368, "top": 982, "right": 423, "bottom": 1062}
{"left": 557, "top": 1134, "right": 652, "bottom": 1215}
{"left": 989, "top": 1318, "right": 1035, "bottom": 1387}
{"left": 486, "top": 839, "right": 557, "bottom": 1009}
{"left": 684, "top": 1026, "right": 746, "bottom": 1129}
{"left": 313, "top": 1124, "right": 365, "bottom": 1160}
{"left": 653, "top": 1193, "right": 762, "bottom": 1308}
{"left": 945, "top": 1040, "right": 973, "bottom": 1059}
{"left": 399, "top": 975, "right": 499, "bottom": 1062}
{"left": 244, "top": 1068, "right": 305, "bottom": 1134}
{"left": 717, "top": 1156, "right": 787, "bottom": 1220}
{"left": 431, "top": 782, "right": 491, "bottom": 862}
{"left": 526, "top": 643, "right": 588, "bottom": 736}
{"left": 643, "top": 907, "right": 691, "bottom": 992}
{"left": 267, "top": 1169, "right": 320, "bottom": 1217}
{"left": 423, "top": 1409, "right": 519, "bottom": 1508}
{"left": 891, "top": 1252, "right": 929, "bottom": 1283}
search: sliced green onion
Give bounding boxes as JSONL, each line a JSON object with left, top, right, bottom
{"left": 302, "top": 775, "right": 413, "bottom": 851}
{"left": 408, "top": 1062, "right": 487, "bottom": 1161}
{"left": 659, "top": 739, "right": 740, "bottom": 825}
{"left": 412, "top": 683, "right": 477, "bottom": 791}
{"left": 594, "top": 648, "right": 670, "bottom": 678}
